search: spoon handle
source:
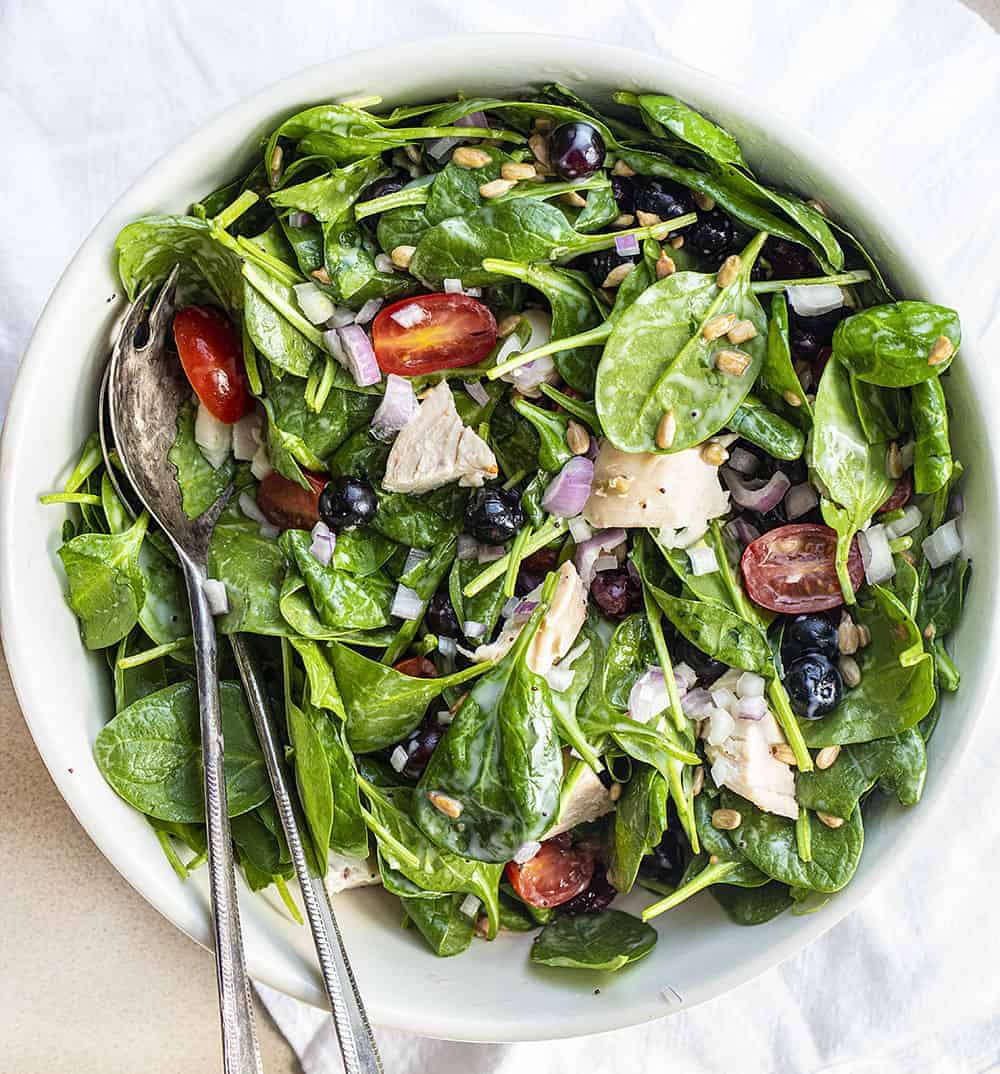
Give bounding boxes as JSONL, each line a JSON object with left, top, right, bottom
{"left": 231, "top": 635, "right": 384, "bottom": 1074}
{"left": 183, "top": 561, "right": 264, "bottom": 1074}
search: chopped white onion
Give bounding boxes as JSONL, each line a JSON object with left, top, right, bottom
{"left": 203, "top": 578, "right": 229, "bottom": 616}
{"left": 437, "top": 710, "right": 455, "bottom": 726}
{"left": 682, "top": 687, "right": 713, "bottom": 717}
{"left": 443, "top": 278, "right": 463, "bottom": 294}
{"left": 477, "top": 544, "right": 506, "bottom": 564}
{"left": 568, "top": 515, "right": 593, "bottom": 545}
{"left": 327, "top": 325, "right": 381, "bottom": 388}
{"left": 786, "top": 283, "right": 845, "bottom": 318}
{"left": 711, "top": 755, "right": 736, "bottom": 789}
{"left": 327, "top": 306, "right": 357, "bottom": 329}
{"left": 293, "top": 282, "right": 336, "bottom": 326}
{"left": 922, "top": 519, "right": 963, "bottom": 568}
{"left": 858, "top": 523, "right": 895, "bottom": 584}
{"left": 710, "top": 687, "right": 737, "bottom": 712}
{"left": 784, "top": 481, "right": 819, "bottom": 520}
{"left": 374, "top": 253, "right": 395, "bottom": 273}
{"left": 463, "top": 287, "right": 482, "bottom": 298}
{"left": 371, "top": 374, "right": 419, "bottom": 442}
{"left": 389, "top": 745, "right": 409, "bottom": 773}
{"left": 250, "top": 444, "right": 273, "bottom": 481}
{"left": 389, "top": 303, "right": 429, "bottom": 329}
{"left": 898, "top": 440, "right": 916, "bottom": 471}
{"left": 629, "top": 668, "right": 668, "bottom": 725}
{"left": 575, "top": 528, "right": 627, "bottom": 588}
{"left": 239, "top": 491, "right": 268, "bottom": 525}
{"left": 194, "top": 402, "right": 231, "bottom": 470}
{"left": 463, "top": 620, "right": 486, "bottom": 638}
{"left": 309, "top": 521, "right": 336, "bottom": 566}
{"left": 736, "top": 671, "right": 766, "bottom": 698}
{"left": 594, "top": 554, "right": 619, "bottom": 573}
{"left": 885, "top": 504, "right": 922, "bottom": 539}
{"left": 513, "top": 841, "right": 541, "bottom": 865}
{"left": 542, "top": 456, "right": 595, "bottom": 518}
{"left": 501, "top": 596, "right": 521, "bottom": 619}
{"left": 457, "top": 534, "right": 479, "bottom": 561}
{"left": 705, "top": 707, "right": 736, "bottom": 747}
{"left": 545, "top": 665, "right": 575, "bottom": 692}
{"left": 402, "top": 548, "right": 430, "bottom": 574}
{"left": 390, "top": 583, "right": 423, "bottom": 620}
{"left": 437, "top": 636, "right": 457, "bottom": 657}
{"left": 463, "top": 380, "right": 490, "bottom": 406}
{"left": 687, "top": 544, "right": 718, "bottom": 576}
{"left": 727, "top": 446, "right": 759, "bottom": 476}
{"left": 459, "top": 894, "right": 481, "bottom": 919}
{"left": 353, "top": 298, "right": 383, "bottom": 325}
{"left": 674, "top": 662, "right": 698, "bottom": 693}
{"left": 736, "top": 695, "right": 768, "bottom": 721}
{"left": 232, "top": 410, "right": 263, "bottom": 461}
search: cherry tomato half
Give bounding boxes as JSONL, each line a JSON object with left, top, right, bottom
{"left": 173, "top": 306, "right": 252, "bottom": 424}
{"left": 504, "top": 834, "right": 595, "bottom": 909}
{"left": 741, "top": 523, "right": 863, "bottom": 613}
{"left": 256, "top": 471, "right": 327, "bottom": 531}
{"left": 878, "top": 470, "right": 913, "bottom": 515}
{"left": 371, "top": 293, "right": 497, "bottom": 376}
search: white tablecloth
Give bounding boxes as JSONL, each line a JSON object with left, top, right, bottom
{"left": 4, "top": 2, "right": 1000, "bottom": 1071}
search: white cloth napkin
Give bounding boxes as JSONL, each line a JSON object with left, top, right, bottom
{"left": 3, "top": 2, "right": 1000, "bottom": 1072}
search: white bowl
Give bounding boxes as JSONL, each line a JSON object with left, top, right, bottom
{"left": 2, "top": 34, "right": 997, "bottom": 1043}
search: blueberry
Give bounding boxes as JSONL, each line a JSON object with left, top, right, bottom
{"left": 401, "top": 716, "right": 444, "bottom": 779}
{"left": 578, "top": 248, "right": 636, "bottom": 289}
{"left": 425, "top": 590, "right": 460, "bottom": 638}
{"left": 761, "top": 237, "right": 817, "bottom": 280}
{"left": 670, "top": 632, "right": 727, "bottom": 685}
{"left": 549, "top": 121, "right": 606, "bottom": 180}
{"left": 589, "top": 567, "right": 642, "bottom": 620}
{"left": 781, "top": 614, "right": 839, "bottom": 664}
{"left": 318, "top": 476, "right": 378, "bottom": 531}
{"left": 465, "top": 487, "right": 525, "bottom": 545}
{"left": 784, "top": 653, "right": 843, "bottom": 719}
{"left": 557, "top": 865, "right": 618, "bottom": 916}
{"left": 634, "top": 177, "right": 695, "bottom": 221}
{"left": 684, "top": 209, "right": 741, "bottom": 263}
{"left": 358, "top": 169, "right": 409, "bottom": 215}
{"left": 610, "top": 174, "right": 635, "bottom": 214}
{"left": 789, "top": 326, "right": 824, "bottom": 365}
{"left": 639, "top": 830, "right": 686, "bottom": 888}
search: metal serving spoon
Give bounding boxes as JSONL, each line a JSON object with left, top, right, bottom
{"left": 104, "top": 269, "right": 382, "bottom": 1074}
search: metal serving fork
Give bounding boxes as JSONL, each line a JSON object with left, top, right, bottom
{"left": 104, "top": 266, "right": 382, "bottom": 1074}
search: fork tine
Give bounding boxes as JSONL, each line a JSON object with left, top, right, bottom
{"left": 110, "top": 281, "right": 155, "bottom": 359}
{"left": 142, "top": 262, "right": 182, "bottom": 348}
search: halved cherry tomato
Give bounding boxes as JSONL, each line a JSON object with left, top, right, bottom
{"left": 391, "top": 656, "right": 437, "bottom": 678}
{"left": 371, "top": 293, "right": 497, "bottom": 375}
{"left": 256, "top": 471, "right": 327, "bottom": 531}
{"left": 878, "top": 470, "right": 913, "bottom": 515}
{"left": 504, "top": 834, "right": 595, "bottom": 909}
{"left": 741, "top": 523, "right": 863, "bottom": 613}
{"left": 173, "top": 306, "right": 252, "bottom": 423}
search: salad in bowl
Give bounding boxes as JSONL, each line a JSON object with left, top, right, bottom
{"left": 42, "top": 83, "right": 967, "bottom": 973}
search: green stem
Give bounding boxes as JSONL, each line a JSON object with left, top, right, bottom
{"left": 235, "top": 235, "right": 304, "bottom": 288}
{"left": 354, "top": 183, "right": 432, "bottom": 221}
{"left": 503, "top": 524, "right": 533, "bottom": 599}
{"left": 339, "top": 94, "right": 383, "bottom": 111}
{"left": 117, "top": 636, "right": 193, "bottom": 669}
{"left": 241, "top": 317, "right": 262, "bottom": 397}
{"left": 552, "top": 210, "right": 697, "bottom": 260}
{"left": 487, "top": 323, "right": 611, "bottom": 381}
{"left": 394, "top": 125, "right": 524, "bottom": 145}
{"left": 642, "top": 860, "right": 739, "bottom": 920}
{"left": 63, "top": 434, "right": 103, "bottom": 493}
{"left": 889, "top": 535, "right": 912, "bottom": 554}
{"left": 642, "top": 587, "right": 687, "bottom": 737}
{"left": 502, "top": 468, "right": 528, "bottom": 491}
{"left": 311, "top": 355, "right": 338, "bottom": 414}
{"left": 464, "top": 517, "right": 565, "bottom": 597}
{"left": 495, "top": 175, "right": 610, "bottom": 205}
{"left": 934, "top": 641, "right": 960, "bottom": 692}
{"left": 154, "top": 829, "right": 190, "bottom": 881}
{"left": 39, "top": 492, "right": 101, "bottom": 506}
{"left": 212, "top": 189, "right": 260, "bottom": 232}
{"left": 796, "top": 809, "right": 813, "bottom": 862}
{"left": 539, "top": 385, "right": 601, "bottom": 431}
{"left": 274, "top": 875, "right": 305, "bottom": 925}
{"left": 243, "top": 264, "right": 325, "bottom": 347}
{"left": 769, "top": 679, "right": 814, "bottom": 772}
{"left": 358, "top": 806, "right": 422, "bottom": 872}
{"left": 750, "top": 269, "right": 872, "bottom": 294}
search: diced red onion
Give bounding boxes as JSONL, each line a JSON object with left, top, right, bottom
{"left": 333, "top": 325, "right": 381, "bottom": 387}
{"left": 922, "top": 519, "right": 963, "bottom": 568}
{"left": 736, "top": 695, "right": 768, "bottom": 721}
{"left": 309, "top": 521, "right": 336, "bottom": 566}
{"left": 674, "top": 662, "right": 697, "bottom": 693}
{"left": 614, "top": 233, "right": 640, "bottom": 256}
{"left": 682, "top": 687, "right": 713, "bottom": 717}
{"left": 512, "top": 600, "right": 539, "bottom": 625}
{"left": 501, "top": 596, "right": 521, "bottom": 619}
{"left": 541, "top": 456, "right": 594, "bottom": 518}
{"left": 371, "top": 374, "right": 419, "bottom": 442}
{"left": 463, "top": 380, "right": 490, "bottom": 406}
{"left": 425, "top": 136, "right": 461, "bottom": 160}
{"left": 688, "top": 544, "right": 718, "bottom": 576}
{"left": 443, "top": 278, "right": 464, "bottom": 294}
{"left": 786, "top": 283, "right": 845, "bottom": 317}
{"left": 287, "top": 210, "right": 315, "bottom": 229}
{"left": 455, "top": 111, "right": 489, "bottom": 130}
{"left": 463, "top": 620, "right": 486, "bottom": 638}
{"left": 232, "top": 411, "right": 263, "bottom": 461}
{"left": 568, "top": 515, "right": 593, "bottom": 544}
{"left": 457, "top": 534, "right": 479, "bottom": 561}
{"left": 389, "top": 745, "right": 409, "bottom": 773}
{"left": 710, "top": 686, "right": 737, "bottom": 712}
{"left": 858, "top": 524, "right": 895, "bottom": 584}
{"left": 885, "top": 504, "right": 922, "bottom": 539}
{"left": 725, "top": 516, "right": 761, "bottom": 550}
{"left": 203, "top": 578, "right": 229, "bottom": 616}
{"left": 513, "top": 841, "right": 541, "bottom": 865}
{"left": 728, "top": 446, "right": 759, "bottom": 476}
{"left": 327, "top": 306, "right": 357, "bottom": 329}
{"left": 477, "top": 543, "right": 506, "bottom": 564}
{"left": 705, "top": 708, "right": 736, "bottom": 747}
{"left": 721, "top": 467, "right": 791, "bottom": 512}
{"left": 736, "top": 671, "right": 766, "bottom": 698}
{"left": 629, "top": 668, "right": 668, "bottom": 725}
{"left": 389, "top": 303, "right": 428, "bottom": 329}
{"left": 353, "top": 298, "right": 383, "bottom": 325}
{"left": 239, "top": 491, "right": 268, "bottom": 525}
{"left": 593, "top": 554, "right": 619, "bottom": 574}
{"left": 293, "top": 282, "right": 336, "bottom": 326}
{"left": 784, "top": 481, "right": 819, "bottom": 520}
{"left": 250, "top": 444, "right": 273, "bottom": 482}
{"left": 390, "top": 583, "right": 423, "bottom": 620}
{"left": 374, "top": 253, "right": 395, "bottom": 273}
{"left": 575, "top": 528, "right": 627, "bottom": 588}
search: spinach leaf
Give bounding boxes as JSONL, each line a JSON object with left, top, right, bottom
{"left": 850, "top": 377, "right": 903, "bottom": 444}
{"left": 800, "top": 586, "right": 935, "bottom": 747}
{"left": 711, "top": 881, "right": 794, "bottom": 925}
{"left": 413, "top": 593, "right": 566, "bottom": 862}
{"left": 606, "top": 766, "right": 668, "bottom": 894}
{"left": 244, "top": 282, "right": 320, "bottom": 378}
{"left": 727, "top": 395, "right": 805, "bottom": 460}
{"left": 288, "top": 637, "right": 345, "bottom": 717}
{"left": 381, "top": 538, "right": 457, "bottom": 666}
{"left": 596, "top": 233, "right": 768, "bottom": 453}
{"left": 208, "top": 514, "right": 289, "bottom": 636}
{"left": 58, "top": 512, "right": 149, "bottom": 649}
{"left": 530, "top": 910, "right": 657, "bottom": 972}
{"left": 573, "top": 179, "right": 620, "bottom": 234}
{"left": 761, "top": 293, "right": 811, "bottom": 422}
{"left": 94, "top": 681, "right": 270, "bottom": 822}
{"left": 911, "top": 376, "right": 952, "bottom": 494}
{"left": 311, "top": 704, "right": 369, "bottom": 859}
{"left": 833, "top": 302, "right": 960, "bottom": 387}
{"left": 168, "top": 400, "right": 235, "bottom": 518}
{"left": 723, "top": 789, "right": 864, "bottom": 893}
{"left": 402, "top": 894, "right": 475, "bottom": 957}
{"left": 286, "top": 693, "right": 334, "bottom": 875}
{"left": 328, "top": 642, "right": 491, "bottom": 752}
{"left": 424, "top": 148, "right": 510, "bottom": 223}
{"left": 917, "top": 556, "right": 970, "bottom": 691}
{"left": 231, "top": 808, "right": 291, "bottom": 882}
{"left": 795, "top": 729, "right": 926, "bottom": 818}
{"left": 488, "top": 400, "right": 540, "bottom": 480}
{"left": 627, "top": 92, "right": 744, "bottom": 165}
{"left": 376, "top": 203, "right": 432, "bottom": 255}
{"left": 511, "top": 396, "right": 573, "bottom": 472}
{"left": 114, "top": 633, "right": 169, "bottom": 711}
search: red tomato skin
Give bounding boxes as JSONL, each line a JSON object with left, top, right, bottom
{"left": 173, "top": 306, "right": 252, "bottom": 423}
{"left": 371, "top": 293, "right": 497, "bottom": 376}
{"left": 504, "top": 834, "right": 595, "bottom": 909}
{"left": 878, "top": 470, "right": 914, "bottom": 515}
{"left": 391, "top": 656, "right": 438, "bottom": 678}
{"left": 741, "top": 523, "right": 864, "bottom": 613}
{"left": 255, "top": 471, "right": 327, "bottom": 531}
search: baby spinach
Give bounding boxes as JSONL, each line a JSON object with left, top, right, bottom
{"left": 286, "top": 692, "right": 334, "bottom": 875}
{"left": 511, "top": 396, "right": 573, "bottom": 472}
{"left": 800, "top": 586, "right": 935, "bottom": 747}
{"left": 833, "top": 302, "right": 961, "bottom": 387}
{"left": 796, "top": 730, "right": 926, "bottom": 818}
{"left": 911, "top": 377, "right": 952, "bottom": 494}
{"left": 289, "top": 637, "right": 344, "bottom": 716}
{"left": 530, "top": 910, "right": 657, "bottom": 972}
{"left": 617, "top": 91, "right": 744, "bottom": 166}
{"left": 761, "top": 293, "right": 811, "bottom": 423}
{"left": 311, "top": 703, "right": 369, "bottom": 860}
{"left": 59, "top": 512, "right": 149, "bottom": 649}
{"left": 114, "top": 633, "right": 168, "bottom": 711}
{"left": 208, "top": 513, "right": 289, "bottom": 636}
{"left": 381, "top": 538, "right": 456, "bottom": 666}
{"left": 169, "top": 400, "right": 235, "bottom": 518}
{"left": 244, "top": 282, "right": 320, "bottom": 378}
{"left": 376, "top": 203, "right": 432, "bottom": 256}
{"left": 596, "top": 232, "right": 768, "bottom": 454}
{"left": 94, "top": 681, "right": 270, "bottom": 822}
{"left": 402, "top": 894, "right": 475, "bottom": 957}
{"left": 711, "top": 880, "right": 794, "bottom": 925}
{"left": 727, "top": 395, "right": 805, "bottom": 460}
{"left": 414, "top": 589, "right": 566, "bottom": 862}
{"left": 329, "top": 641, "right": 490, "bottom": 752}
{"left": 918, "top": 557, "right": 970, "bottom": 692}
{"left": 573, "top": 179, "right": 619, "bottom": 234}
{"left": 723, "top": 789, "right": 863, "bottom": 893}
{"left": 606, "top": 766, "right": 668, "bottom": 894}
{"left": 850, "top": 378, "right": 903, "bottom": 444}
